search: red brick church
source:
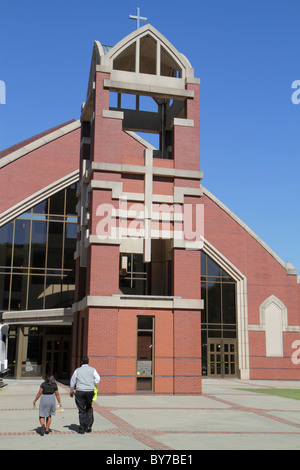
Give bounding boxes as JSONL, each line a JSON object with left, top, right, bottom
{"left": 0, "top": 24, "right": 299, "bottom": 393}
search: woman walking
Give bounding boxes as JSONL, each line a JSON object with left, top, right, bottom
{"left": 33, "top": 373, "right": 62, "bottom": 435}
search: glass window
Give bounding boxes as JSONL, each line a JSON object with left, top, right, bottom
{"left": 0, "top": 221, "right": 13, "bottom": 267}
{"left": 207, "top": 256, "right": 221, "bottom": 278}
{"left": 119, "top": 254, "right": 147, "bottom": 295}
{"left": 30, "top": 221, "right": 47, "bottom": 268}
{"left": 201, "top": 282, "right": 207, "bottom": 323}
{"left": 47, "top": 222, "right": 63, "bottom": 269}
{"left": 64, "top": 223, "right": 77, "bottom": 270}
{"left": 207, "top": 281, "right": 221, "bottom": 323}
{"left": 13, "top": 219, "right": 30, "bottom": 267}
{"left": 32, "top": 200, "right": 48, "bottom": 216}
{"left": 222, "top": 283, "right": 236, "bottom": 324}
{"left": 27, "top": 275, "right": 45, "bottom": 310}
{"left": 0, "top": 184, "right": 77, "bottom": 312}
{"left": 138, "top": 316, "right": 153, "bottom": 330}
{"left": 49, "top": 190, "right": 65, "bottom": 216}
{"left": 0, "top": 274, "right": 10, "bottom": 310}
{"left": 44, "top": 276, "right": 63, "bottom": 309}
{"left": 10, "top": 275, "right": 27, "bottom": 310}
{"left": 201, "top": 251, "right": 237, "bottom": 375}
{"left": 65, "top": 184, "right": 77, "bottom": 216}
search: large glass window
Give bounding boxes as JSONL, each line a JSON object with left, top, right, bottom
{"left": 201, "top": 251, "right": 237, "bottom": 376}
{"left": 0, "top": 184, "right": 77, "bottom": 311}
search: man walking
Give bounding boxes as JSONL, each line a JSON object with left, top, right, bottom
{"left": 70, "top": 357, "right": 100, "bottom": 434}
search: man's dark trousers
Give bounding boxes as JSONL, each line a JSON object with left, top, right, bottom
{"left": 75, "top": 390, "right": 94, "bottom": 432}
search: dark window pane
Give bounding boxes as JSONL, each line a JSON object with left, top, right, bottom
{"left": 208, "top": 329, "right": 222, "bottom": 338}
{"left": 207, "top": 281, "right": 221, "bottom": 323}
{"left": 32, "top": 199, "right": 48, "bottom": 215}
{"left": 64, "top": 223, "right": 77, "bottom": 269}
{"left": 0, "top": 274, "right": 10, "bottom": 310}
{"left": 13, "top": 220, "right": 30, "bottom": 267}
{"left": 119, "top": 254, "right": 147, "bottom": 295}
{"left": 138, "top": 317, "right": 153, "bottom": 330}
{"left": 222, "top": 283, "right": 236, "bottom": 324}
{"left": 222, "top": 330, "right": 236, "bottom": 338}
{"left": 201, "top": 282, "right": 207, "bottom": 323}
{"left": 30, "top": 221, "right": 47, "bottom": 268}
{"left": 119, "top": 277, "right": 131, "bottom": 294}
{"left": 65, "top": 184, "right": 77, "bottom": 216}
{"left": 206, "top": 256, "right": 221, "bottom": 278}
{"left": 47, "top": 222, "right": 63, "bottom": 268}
{"left": 28, "top": 275, "right": 45, "bottom": 309}
{"left": 45, "top": 275, "right": 74, "bottom": 308}
{"left": 131, "top": 279, "right": 146, "bottom": 295}
{"left": 64, "top": 269, "right": 75, "bottom": 284}
{"left": 49, "top": 190, "right": 65, "bottom": 215}
{"left": 0, "top": 222, "right": 14, "bottom": 267}
{"left": 10, "top": 275, "right": 27, "bottom": 310}
{"left": 132, "top": 254, "right": 146, "bottom": 273}
{"left": 44, "top": 276, "right": 63, "bottom": 309}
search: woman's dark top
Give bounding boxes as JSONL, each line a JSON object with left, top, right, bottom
{"left": 40, "top": 382, "right": 58, "bottom": 395}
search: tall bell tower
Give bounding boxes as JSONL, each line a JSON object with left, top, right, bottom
{"left": 72, "top": 24, "right": 204, "bottom": 394}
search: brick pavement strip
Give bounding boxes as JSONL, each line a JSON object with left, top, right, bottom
{"left": 0, "top": 379, "right": 300, "bottom": 450}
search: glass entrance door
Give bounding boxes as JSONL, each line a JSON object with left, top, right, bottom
{"left": 43, "top": 336, "right": 70, "bottom": 379}
{"left": 136, "top": 316, "right": 154, "bottom": 391}
{"left": 208, "top": 339, "right": 237, "bottom": 377}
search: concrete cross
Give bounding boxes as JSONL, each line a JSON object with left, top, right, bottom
{"left": 129, "top": 7, "right": 147, "bottom": 29}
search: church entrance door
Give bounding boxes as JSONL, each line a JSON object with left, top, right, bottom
{"left": 207, "top": 339, "right": 237, "bottom": 377}
{"left": 43, "top": 336, "right": 71, "bottom": 379}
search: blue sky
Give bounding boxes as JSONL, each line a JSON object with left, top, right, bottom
{"left": 0, "top": 0, "right": 299, "bottom": 275}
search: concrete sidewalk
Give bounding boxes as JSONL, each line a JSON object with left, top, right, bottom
{"left": 0, "top": 377, "right": 300, "bottom": 450}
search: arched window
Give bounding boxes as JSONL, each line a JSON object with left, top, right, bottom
{"left": 259, "top": 295, "right": 288, "bottom": 357}
{"left": 201, "top": 251, "right": 237, "bottom": 377}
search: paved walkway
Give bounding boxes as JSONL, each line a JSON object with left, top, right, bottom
{"left": 0, "top": 377, "right": 300, "bottom": 451}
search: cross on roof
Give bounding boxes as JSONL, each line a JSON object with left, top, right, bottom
{"left": 129, "top": 7, "right": 147, "bottom": 29}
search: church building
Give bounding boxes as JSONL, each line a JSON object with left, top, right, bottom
{"left": 0, "top": 23, "right": 299, "bottom": 393}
